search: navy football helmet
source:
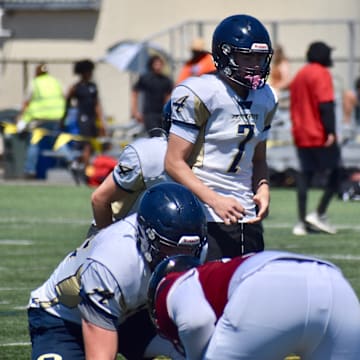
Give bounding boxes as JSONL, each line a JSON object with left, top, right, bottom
{"left": 137, "top": 183, "right": 207, "bottom": 270}
{"left": 147, "top": 255, "right": 201, "bottom": 347}
{"left": 212, "top": 14, "right": 273, "bottom": 89}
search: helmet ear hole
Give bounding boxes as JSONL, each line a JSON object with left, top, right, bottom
{"left": 221, "top": 44, "right": 231, "bottom": 55}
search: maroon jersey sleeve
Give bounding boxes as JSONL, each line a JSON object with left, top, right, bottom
{"left": 197, "top": 257, "right": 248, "bottom": 318}
{"left": 154, "top": 256, "right": 251, "bottom": 343}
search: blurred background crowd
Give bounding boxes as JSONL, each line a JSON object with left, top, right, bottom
{"left": 0, "top": 0, "right": 359, "bottom": 195}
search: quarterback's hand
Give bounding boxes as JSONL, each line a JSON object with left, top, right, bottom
{"left": 210, "top": 194, "right": 246, "bottom": 225}
{"left": 248, "top": 184, "right": 270, "bottom": 224}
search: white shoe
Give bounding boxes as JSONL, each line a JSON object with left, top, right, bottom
{"left": 305, "top": 212, "right": 337, "bottom": 234}
{"left": 292, "top": 222, "right": 308, "bottom": 236}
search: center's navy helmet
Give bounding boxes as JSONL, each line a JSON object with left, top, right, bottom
{"left": 147, "top": 255, "right": 201, "bottom": 346}
{"left": 212, "top": 14, "right": 273, "bottom": 89}
{"left": 137, "top": 183, "right": 207, "bottom": 270}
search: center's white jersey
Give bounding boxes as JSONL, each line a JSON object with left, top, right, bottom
{"left": 111, "top": 136, "right": 169, "bottom": 219}
{"left": 28, "top": 214, "right": 151, "bottom": 326}
{"left": 170, "top": 74, "right": 277, "bottom": 221}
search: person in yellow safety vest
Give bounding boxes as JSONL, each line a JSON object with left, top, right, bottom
{"left": 17, "top": 63, "right": 66, "bottom": 179}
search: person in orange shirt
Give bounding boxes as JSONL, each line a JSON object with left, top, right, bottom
{"left": 176, "top": 37, "right": 216, "bottom": 84}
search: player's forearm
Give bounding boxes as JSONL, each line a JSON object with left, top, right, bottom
{"left": 252, "top": 166, "right": 269, "bottom": 193}
{"left": 165, "top": 159, "right": 218, "bottom": 208}
{"left": 82, "top": 319, "right": 118, "bottom": 360}
{"left": 91, "top": 191, "right": 114, "bottom": 229}
{"left": 252, "top": 142, "right": 269, "bottom": 192}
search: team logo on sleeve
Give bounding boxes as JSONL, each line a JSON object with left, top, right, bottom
{"left": 173, "top": 96, "right": 188, "bottom": 113}
{"left": 88, "top": 288, "right": 115, "bottom": 305}
{"left": 116, "top": 163, "right": 133, "bottom": 176}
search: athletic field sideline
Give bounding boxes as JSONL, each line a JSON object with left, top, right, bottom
{"left": 0, "top": 184, "right": 359, "bottom": 360}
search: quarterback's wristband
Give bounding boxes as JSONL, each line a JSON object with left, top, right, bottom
{"left": 257, "top": 179, "right": 270, "bottom": 190}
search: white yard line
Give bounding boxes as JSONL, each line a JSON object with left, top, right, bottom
{"left": 0, "top": 287, "right": 30, "bottom": 291}
{"left": 265, "top": 222, "right": 360, "bottom": 230}
{"left": 0, "top": 217, "right": 89, "bottom": 225}
{"left": 0, "top": 342, "right": 31, "bottom": 347}
{"left": 0, "top": 240, "right": 33, "bottom": 245}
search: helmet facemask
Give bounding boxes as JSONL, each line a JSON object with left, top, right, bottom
{"left": 137, "top": 222, "right": 206, "bottom": 271}
{"left": 219, "top": 43, "right": 273, "bottom": 90}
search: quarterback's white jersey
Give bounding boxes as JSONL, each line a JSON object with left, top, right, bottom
{"left": 28, "top": 214, "right": 151, "bottom": 328}
{"left": 170, "top": 74, "right": 277, "bottom": 222}
{"left": 111, "top": 136, "right": 169, "bottom": 219}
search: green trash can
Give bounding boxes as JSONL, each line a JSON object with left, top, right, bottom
{"left": 2, "top": 132, "right": 28, "bottom": 179}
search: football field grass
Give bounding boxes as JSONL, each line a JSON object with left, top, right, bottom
{"left": 0, "top": 183, "right": 359, "bottom": 359}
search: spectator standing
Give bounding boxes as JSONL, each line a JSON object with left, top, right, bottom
{"left": 342, "top": 76, "right": 360, "bottom": 128}
{"left": 17, "top": 63, "right": 66, "bottom": 179}
{"left": 149, "top": 252, "right": 360, "bottom": 360}
{"left": 290, "top": 41, "right": 341, "bottom": 236}
{"left": 28, "top": 182, "right": 207, "bottom": 360}
{"left": 61, "top": 59, "right": 106, "bottom": 182}
{"left": 165, "top": 14, "right": 277, "bottom": 260}
{"left": 131, "top": 55, "right": 173, "bottom": 137}
{"left": 176, "top": 37, "right": 216, "bottom": 84}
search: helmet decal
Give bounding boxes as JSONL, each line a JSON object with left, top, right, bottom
{"left": 178, "top": 235, "right": 201, "bottom": 246}
{"left": 251, "top": 43, "right": 270, "bottom": 51}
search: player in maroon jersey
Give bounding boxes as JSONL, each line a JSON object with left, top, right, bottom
{"left": 148, "top": 251, "right": 360, "bottom": 360}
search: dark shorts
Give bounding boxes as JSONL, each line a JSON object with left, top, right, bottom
{"left": 28, "top": 308, "right": 84, "bottom": 360}
{"left": 206, "top": 222, "right": 264, "bottom": 261}
{"left": 297, "top": 145, "right": 341, "bottom": 172}
{"left": 28, "top": 308, "right": 156, "bottom": 360}
{"left": 77, "top": 114, "right": 98, "bottom": 138}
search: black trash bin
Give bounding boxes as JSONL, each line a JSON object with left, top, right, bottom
{"left": 2, "top": 132, "right": 29, "bottom": 179}
{"left": 0, "top": 109, "right": 23, "bottom": 179}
